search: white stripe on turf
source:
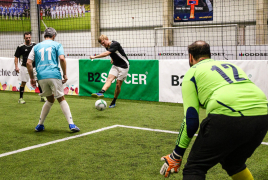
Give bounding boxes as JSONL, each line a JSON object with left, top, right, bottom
{"left": 116, "top": 125, "right": 268, "bottom": 145}
{"left": 0, "top": 124, "right": 267, "bottom": 158}
{"left": 41, "top": 20, "right": 48, "bottom": 29}
{"left": 117, "top": 125, "right": 179, "bottom": 134}
{"left": 0, "top": 125, "right": 118, "bottom": 158}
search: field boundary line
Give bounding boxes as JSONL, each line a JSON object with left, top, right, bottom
{"left": 0, "top": 124, "right": 267, "bottom": 158}
{"left": 117, "top": 125, "right": 268, "bottom": 146}
{"left": 0, "top": 125, "right": 118, "bottom": 158}
{"left": 117, "top": 125, "right": 180, "bottom": 134}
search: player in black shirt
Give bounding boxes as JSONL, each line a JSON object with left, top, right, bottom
{"left": 26, "top": 7, "right": 30, "bottom": 19}
{"left": 45, "top": 7, "right": 49, "bottom": 19}
{"left": 90, "top": 35, "right": 130, "bottom": 108}
{"left": 14, "top": 32, "right": 46, "bottom": 104}
{"left": 47, "top": 7, "right": 51, "bottom": 19}
{"left": 23, "top": 6, "right": 27, "bottom": 20}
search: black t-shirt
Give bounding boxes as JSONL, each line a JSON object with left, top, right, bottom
{"left": 14, "top": 42, "right": 36, "bottom": 67}
{"left": 106, "top": 41, "right": 129, "bottom": 69}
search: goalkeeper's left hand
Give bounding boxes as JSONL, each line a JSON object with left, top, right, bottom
{"left": 160, "top": 152, "right": 182, "bottom": 178}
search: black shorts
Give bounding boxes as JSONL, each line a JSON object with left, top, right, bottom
{"left": 183, "top": 114, "right": 268, "bottom": 180}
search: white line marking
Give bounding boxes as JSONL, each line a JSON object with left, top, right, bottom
{"left": 117, "top": 125, "right": 268, "bottom": 145}
{"left": 0, "top": 125, "right": 118, "bottom": 158}
{"left": 41, "top": 20, "right": 48, "bottom": 29}
{"left": 0, "top": 124, "right": 267, "bottom": 158}
{"left": 117, "top": 125, "right": 179, "bottom": 134}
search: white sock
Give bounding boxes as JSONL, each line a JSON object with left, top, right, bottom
{"left": 39, "top": 101, "right": 53, "bottom": 125}
{"left": 60, "top": 100, "right": 74, "bottom": 124}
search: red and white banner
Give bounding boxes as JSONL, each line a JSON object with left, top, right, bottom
{"left": 0, "top": 57, "right": 25, "bottom": 92}
{"left": 0, "top": 57, "right": 79, "bottom": 96}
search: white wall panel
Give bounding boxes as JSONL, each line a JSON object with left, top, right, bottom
{"left": 101, "top": 29, "right": 155, "bottom": 47}
{"left": 0, "top": 32, "right": 27, "bottom": 50}
{"left": 100, "top": 0, "right": 163, "bottom": 28}
{"left": 41, "top": 31, "right": 91, "bottom": 48}
{"left": 159, "top": 60, "right": 268, "bottom": 103}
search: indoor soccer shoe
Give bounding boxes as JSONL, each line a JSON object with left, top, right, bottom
{"left": 35, "top": 124, "right": 45, "bottom": 132}
{"left": 18, "top": 98, "right": 26, "bottom": 104}
{"left": 40, "top": 97, "right": 47, "bottom": 102}
{"left": 69, "top": 124, "right": 80, "bottom": 132}
{"left": 109, "top": 104, "right": 116, "bottom": 108}
{"left": 91, "top": 93, "right": 104, "bottom": 98}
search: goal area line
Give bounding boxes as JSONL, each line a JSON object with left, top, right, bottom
{"left": 0, "top": 124, "right": 267, "bottom": 158}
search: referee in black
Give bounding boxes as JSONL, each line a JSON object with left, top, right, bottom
{"left": 14, "top": 32, "right": 46, "bottom": 104}
{"left": 90, "top": 35, "right": 130, "bottom": 108}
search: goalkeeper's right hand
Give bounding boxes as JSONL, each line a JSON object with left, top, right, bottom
{"left": 160, "top": 152, "right": 182, "bottom": 178}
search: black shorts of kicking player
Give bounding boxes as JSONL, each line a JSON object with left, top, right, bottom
{"left": 182, "top": 114, "right": 268, "bottom": 180}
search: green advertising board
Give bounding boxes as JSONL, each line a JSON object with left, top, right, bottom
{"left": 79, "top": 59, "right": 159, "bottom": 101}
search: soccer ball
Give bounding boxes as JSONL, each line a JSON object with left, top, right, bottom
{"left": 95, "top": 99, "right": 107, "bottom": 111}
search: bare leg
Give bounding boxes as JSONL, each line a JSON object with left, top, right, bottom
{"left": 114, "top": 79, "right": 123, "bottom": 98}
{"left": 110, "top": 80, "right": 123, "bottom": 106}
{"left": 102, "top": 74, "right": 116, "bottom": 91}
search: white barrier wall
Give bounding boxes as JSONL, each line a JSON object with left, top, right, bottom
{"left": 0, "top": 57, "right": 79, "bottom": 96}
{"left": 63, "top": 46, "right": 268, "bottom": 60}
{"left": 159, "top": 60, "right": 268, "bottom": 103}
{"left": 1, "top": 57, "right": 268, "bottom": 104}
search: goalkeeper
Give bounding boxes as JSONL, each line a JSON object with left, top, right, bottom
{"left": 160, "top": 40, "right": 268, "bottom": 180}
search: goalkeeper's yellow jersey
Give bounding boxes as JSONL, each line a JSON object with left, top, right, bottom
{"left": 176, "top": 59, "right": 268, "bottom": 149}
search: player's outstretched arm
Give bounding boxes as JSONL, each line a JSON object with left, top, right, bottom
{"left": 90, "top": 51, "right": 111, "bottom": 60}
{"left": 160, "top": 70, "right": 200, "bottom": 178}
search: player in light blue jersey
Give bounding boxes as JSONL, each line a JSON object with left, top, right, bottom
{"left": 0, "top": 6, "right": 3, "bottom": 19}
{"left": 8, "top": 6, "right": 12, "bottom": 20}
{"left": 4, "top": 6, "right": 7, "bottom": 20}
{"left": 18, "top": 7, "right": 23, "bottom": 20}
{"left": 27, "top": 27, "right": 80, "bottom": 132}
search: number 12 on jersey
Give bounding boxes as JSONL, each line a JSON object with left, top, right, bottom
{"left": 211, "top": 64, "right": 246, "bottom": 84}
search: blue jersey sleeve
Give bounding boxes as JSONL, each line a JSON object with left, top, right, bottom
{"left": 57, "top": 44, "right": 65, "bottom": 57}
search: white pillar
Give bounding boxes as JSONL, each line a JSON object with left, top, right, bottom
{"left": 256, "top": 0, "right": 268, "bottom": 45}
{"left": 91, "top": 0, "right": 100, "bottom": 47}
{"left": 30, "top": 0, "right": 39, "bottom": 43}
{"left": 163, "top": 0, "right": 173, "bottom": 46}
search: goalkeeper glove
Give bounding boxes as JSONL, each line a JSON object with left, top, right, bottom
{"left": 160, "top": 152, "right": 182, "bottom": 178}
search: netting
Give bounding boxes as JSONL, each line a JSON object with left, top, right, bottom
{"left": 0, "top": 0, "right": 267, "bottom": 60}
